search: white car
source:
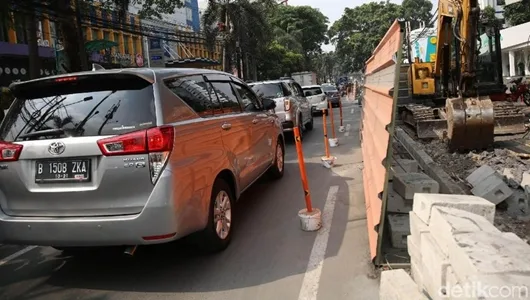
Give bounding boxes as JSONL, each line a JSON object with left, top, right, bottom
{"left": 302, "top": 85, "right": 328, "bottom": 114}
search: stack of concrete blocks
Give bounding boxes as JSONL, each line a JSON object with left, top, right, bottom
{"left": 387, "top": 159, "right": 440, "bottom": 249}
{"left": 405, "top": 193, "right": 530, "bottom": 300}
{"left": 467, "top": 165, "right": 513, "bottom": 205}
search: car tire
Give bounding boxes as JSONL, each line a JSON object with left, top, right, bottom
{"left": 268, "top": 140, "right": 285, "bottom": 180}
{"left": 305, "top": 113, "right": 314, "bottom": 131}
{"left": 198, "top": 178, "right": 234, "bottom": 253}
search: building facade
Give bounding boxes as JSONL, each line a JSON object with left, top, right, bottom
{"left": 499, "top": 22, "right": 530, "bottom": 78}
{"left": 0, "top": 3, "right": 145, "bottom": 86}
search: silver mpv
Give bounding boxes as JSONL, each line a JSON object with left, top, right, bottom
{"left": 0, "top": 68, "right": 285, "bottom": 253}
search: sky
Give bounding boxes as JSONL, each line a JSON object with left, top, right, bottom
{"left": 197, "top": 0, "right": 407, "bottom": 52}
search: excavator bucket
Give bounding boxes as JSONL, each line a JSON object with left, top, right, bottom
{"left": 445, "top": 96, "right": 495, "bottom": 151}
{"left": 416, "top": 119, "right": 448, "bottom": 139}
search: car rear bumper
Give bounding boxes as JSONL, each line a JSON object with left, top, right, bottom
{"left": 0, "top": 173, "right": 209, "bottom": 247}
{"left": 282, "top": 121, "right": 294, "bottom": 131}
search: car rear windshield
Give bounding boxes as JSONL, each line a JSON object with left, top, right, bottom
{"left": 321, "top": 85, "right": 338, "bottom": 92}
{"left": 0, "top": 73, "right": 156, "bottom": 142}
{"left": 250, "top": 83, "right": 287, "bottom": 98}
{"left": 302, "top": 87, "right": 323, "bottom": 95}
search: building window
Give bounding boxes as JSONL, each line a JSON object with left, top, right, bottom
{"left": 124, "top": 35, "right": 130, "bottom": 54}
{"left": 186, "top": 7, "right": 193, "bottom": 22}
{"left": 496, "top": 0, "right": 505, "bottom": 5}
{"left": 13, "top": 13, "right": 27, "bottom": 44}
{"left": 113, "top": 32, "right": 119, "bottom": 43}
{"left": 90, "top": 6, "right": 97, "bottom": 25}
{"left": 112, "top": 11, "right": 118, "bottom": 27}
{"left": 102, "top": 10, "right": 108, "bottom": 26}
{"left": 129, "top": 16, "right": 135, "bottom": 30}
{"left": 91, "top": 28, "right": 98, "bottom": 40}
{"left": 132, "top": 37, "right": 137, "bottom": 54}
{"left": 104, "top": 31, "right": 110, "bottom": 41}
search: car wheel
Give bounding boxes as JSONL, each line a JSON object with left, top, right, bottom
{"left": 268, "top": 140, "right": 285, "bottom": 180}
{"left": 199, "top": 178, "right": 234, "bottom": 253}
{"left": 305, "top": 113, "right": 314, "bottom": 131}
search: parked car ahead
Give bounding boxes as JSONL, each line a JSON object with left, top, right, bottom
{"left": 321, "top": 84, "right": 341, "bottom": 108}
{"left": 249, "top": 79, "right": 313, "bottom": 140}
{"left": 302, "top": 85, "right": 328, "bottom": 115}
{"left": 0, "top": 68, "right": 285, "bottom": 254}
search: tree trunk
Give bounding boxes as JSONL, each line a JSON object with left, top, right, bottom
{"left": 25, "top": 12, "right": 40, "bottom": 79}
{"left": 58, "top": 0, "right": 88, "bottom": 72}
{"left": 235, "top": 48, "right": 242, "bottom": 79}
{"left": 241, "top": 52, "right": 247, "bottom": 81}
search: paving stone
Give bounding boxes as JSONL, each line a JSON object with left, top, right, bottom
{"left": 380, "top": 269, "right": 428, "bottom": 300}
{"left": 412, "top": 193, "right": 495, "bottom": 224}
{"left": 470, "top": 173, "right": 513, "bottom": 205}
{"left": 387, "top": 186, "right": 413, "bottom": 213}
{"left": 429, "top": 207, "right": 499, "bottom": 255}
{"left": 466, "top": 165, "right": 496, "bottom": 187}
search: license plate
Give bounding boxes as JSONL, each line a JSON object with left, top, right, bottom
{"left": 35, "top": 159, "right": 91, "bottom": 183}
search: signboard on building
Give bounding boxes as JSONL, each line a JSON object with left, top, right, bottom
{"left": 148, "top": 38, "right": 165, "bottom": 68}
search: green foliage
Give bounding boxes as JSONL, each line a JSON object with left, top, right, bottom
{"left": 330, "top": 0, "right": 432, "bottom": 73}
{"left": 258, "top": 41, "right": 304, "bottom": 79}
{"left": 269, "top": 5, "right": 329, "bottom": 58}
{"left": 504, "top": 0, "right": 530, "bottom": 26}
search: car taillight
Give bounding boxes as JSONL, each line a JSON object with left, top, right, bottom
{"left": 284, "top": 99, "right": 291, "bottom": 111}
{"left": 97, "top": 126, "right": 174, "bottom": 184}
{"left": 0, "top": 141, "right": 23, "bottom": 162}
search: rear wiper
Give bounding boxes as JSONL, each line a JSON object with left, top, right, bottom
{"left": 18, "top": 128, "right": 65, "bottom": 139}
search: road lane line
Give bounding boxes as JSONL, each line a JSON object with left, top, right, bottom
{"left": 350, "top": 108, "right": 354, "bottom": 114}
{"left": 345, "top": 131, "right": 350, "bottom": 137}
{"left": 298, "top": 186, "right": 339, "bottom": 300}
{"left": 0, "top": 246, "right": 38, "bottom": 266}
{"left": 346, "top": 124, "right": 351, "bottom": 131}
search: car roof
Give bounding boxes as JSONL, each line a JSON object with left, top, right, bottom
{"left": 10, "top": 67, "right": 234, "bottom": 89}
{"left": 302, "top": 85, "right": 321, "bottom": 89}
{"left": 248, "top": 79, "right": 292, "bottom": 85}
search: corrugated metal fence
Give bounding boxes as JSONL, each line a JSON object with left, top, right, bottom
{"left": 360, "top": 20, "right": 404, "bottom": 264}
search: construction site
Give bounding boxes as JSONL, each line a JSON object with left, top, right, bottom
{"left": 361, "top": 0, "right": 530, "bottom": 295}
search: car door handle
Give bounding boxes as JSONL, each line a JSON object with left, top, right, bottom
{"left": 221, "top": 123, "right": 232, "bottom": 130}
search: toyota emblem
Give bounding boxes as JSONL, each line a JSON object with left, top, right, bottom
{"left": 48, "top": 142, "right": 66, "bottom": 155}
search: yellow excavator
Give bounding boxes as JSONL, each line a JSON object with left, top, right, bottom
{"left": 401, "top": 0, "right": 527, "bottom": 151}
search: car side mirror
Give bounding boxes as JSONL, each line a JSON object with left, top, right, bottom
{"left": 262, "top": 98, "right": 276, "bottom": 110}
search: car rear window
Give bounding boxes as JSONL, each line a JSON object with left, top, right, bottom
{"left": 302, "top": 87, "right": 323, "bottom": 95}
{"left": 0, "top": 73, "right": 156, "bottom": 142}
{"left": 321, "top": 85, "right": 338, "bottom": 92}
{"left": 250, "top": 83, "right": 287, "bottom": 99}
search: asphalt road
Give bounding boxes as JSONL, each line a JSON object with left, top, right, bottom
{"left": 0, "top": 101, "right": 379, "bottom": 300}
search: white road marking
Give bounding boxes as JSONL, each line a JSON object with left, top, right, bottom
{"left": 346, "top": 124, "right": 351, "bottom": 131}
{"left": 0, "top": 246, "right": 38, "bottom": 267}
{"left": 298, "top": 186, "right": 339, "bottom": 300}
{"left": 350, "top": 108, "right": 354, "bottom": 114}
{"left": 345, "top": 131, "right": 350, "bottom": 137}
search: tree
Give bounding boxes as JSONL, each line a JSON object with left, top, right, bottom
{"left": 401, "top": 0, "right": 433, "bottom": 30}
{"left": 504, "top": 0, "right": 530, "bottom": 26}
{"left": 481, "top": 6, "right": 501, "bottom": 27}
{"left": 257, "top": 41, "right": 304, "bottom": 80}
{"left": 202, "top": 0, "right": 274, "bottom": 79}
{"left": 330, "top": 2, "right": 403, "bottom": 72}
{"left": 269, "top": 5, "right": 329, "bottom": 67}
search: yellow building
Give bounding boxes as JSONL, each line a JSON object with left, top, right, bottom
{"left": 169, "top": 30, "right": 223, "bottom": 70}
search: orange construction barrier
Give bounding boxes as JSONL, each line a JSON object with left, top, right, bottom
{"left": 293, "top": 126, "right": 313, "bottom": 212}
{"left": 328, "top": 100, "right": 336, "bottom": 139}
{"left": 322, "top": 109, "right": 331, "bottom": 158}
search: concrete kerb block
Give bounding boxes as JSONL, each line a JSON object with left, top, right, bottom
{"left": 449, "top": 231, "right": 530, "bottom": 285}
{"left": 409, "top": 211, "right": 429, "bottom": 247}
{"left": 387, "top": 187, "right": 413, "bottom": 213}
{"left": 396, "top": 159, "right": 419, "bottom": 172}
{"left": 421, "top": 232, "right": 450, "bottom": 299}
{"left": 407, "top": 235, "right": 421, "bottom": 262}
{"left": 412, "top": 193, "right": 496, "bottom": 224}
{"left": 379, "top": 269, "right": 429, "bottom": 300}
{"left": 466, "top": 164, "right": 496, "bottom": 187}
{"left": 389, "top": 164, "right": 406, "bottom": 181}
{"left": 459, "top": 273, "right": 530, "bottom": 299}
{"left": 411, "top": 258, "right": 425, "bottom": 293}
{"left": 394, "top": 173, "right": 440, "bottom": 200}
{"left": 387, "top": 214, "right": 410, "bottom": 249}
{"left": 467, "top": 165, "right": 513, "bottom": 205}
{"left": 429, "top": 207, "right": 500, "bottom": 256}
